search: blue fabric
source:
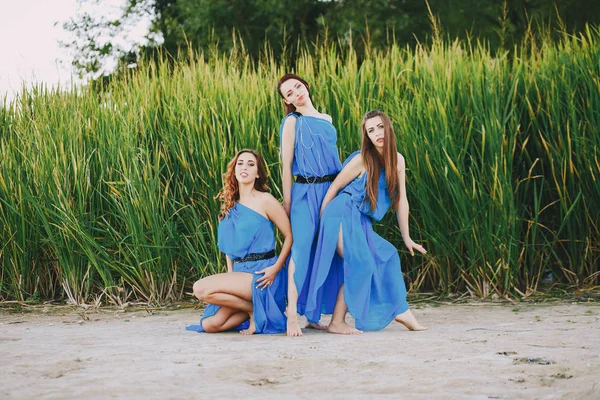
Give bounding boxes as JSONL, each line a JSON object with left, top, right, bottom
{"left": 279, "top": 113, "right": 343, "bottom": 322}
{"left": 306, "top": 151, "right": 409, "bottom": 331}
{"left": 186, "top": 202, "right": 287, "bottom": 334}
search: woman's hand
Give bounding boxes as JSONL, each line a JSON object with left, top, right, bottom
{"left": 255, "top": 264, "right": 280, "bottom": 290}
{"left": 404, "top": 239, "right": 427, "bottom": 256}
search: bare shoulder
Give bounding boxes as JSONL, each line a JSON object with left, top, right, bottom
{"left": 349, "top": 152, "right": 363, "bottom": 165}
{"left": 282, "top": 115, "right": 297, "bottom": 130}
{"left": 281, "top": 116, "right": 297, "bottom": 146}
{"left": 259, "top": 192, "right": 281, "bottom": 208}
{"left": 343, "top": 152, "right": 365, "bottom": 176}
{"left": 259, "top": 192, "right": 285, "bottom": 220}
{"left": 320, "top": 113, "right": 333, "bottom": 123}
{"left": 397, "top": 152, "right": 406, "bottom": 169}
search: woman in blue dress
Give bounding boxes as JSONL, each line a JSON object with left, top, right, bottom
{"left": 306, "top": 110, "right": 428, "bottom": 334}
{"left": 187, "top": 149, "right": 291, "bottom": 335}
{"left": 277, "top": 73, "right": 343, "bottom": 336}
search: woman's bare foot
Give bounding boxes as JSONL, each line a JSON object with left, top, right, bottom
{"left": 394, "top": 309, "right": 428, "bottom": 331}
{"left": 327, "top": 321, "right": 363, "bottom": 335}
{"left": 240, "top": 316, "right": 256, "bottom": 335}
{"left": 286, "top": 313, "right": 303, "bottom": 337}
{"left": 305, "top": 321, "right": 328, "bottom": 331}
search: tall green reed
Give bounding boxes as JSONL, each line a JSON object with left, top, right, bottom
{"left": 1, "top": 26, "right": 598, "bottom": 303}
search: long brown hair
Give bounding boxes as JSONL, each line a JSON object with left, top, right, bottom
{"left": 217, "top": 149, "right": 269, "bottom": 220}
{"left": 360, "top": 110, "right": 400, "bottom": 211}
{"left": 276, "top": 73, "right": 312, "bottom": 115}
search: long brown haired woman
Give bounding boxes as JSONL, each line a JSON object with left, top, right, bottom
{"left": 304, "top": 110, "right": 427, "bottom": 334}
{"left": 186, "top": 149, "right": 292, "bottom": 334}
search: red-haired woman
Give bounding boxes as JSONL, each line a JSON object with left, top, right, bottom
{"left": 277, "top": 73, "right": 343, "bottom": 336}
{"left": 186, "top": 150, "right": 291, "bottom": 334}
{"left": 306, "top": 110, "right": 428, "bottom": 334}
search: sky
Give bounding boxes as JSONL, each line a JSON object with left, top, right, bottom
{"left": 0, "top": 0, "right": 151, "bottom": 103}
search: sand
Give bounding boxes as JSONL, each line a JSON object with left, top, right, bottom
{"left": 1, "top": 301, "right": 599, "bottom": 399}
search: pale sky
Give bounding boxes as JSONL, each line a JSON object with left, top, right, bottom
{"left": 0, "top": 0, "right": 152, "bottom": 103}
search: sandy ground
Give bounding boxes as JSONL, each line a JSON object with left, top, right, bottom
{"left": 1, "top": 301, "right": 599, "bottom": 399}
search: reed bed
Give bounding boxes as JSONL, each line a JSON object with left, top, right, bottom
{"left": 1, "top": 26, "right": 598, "bottom": 304}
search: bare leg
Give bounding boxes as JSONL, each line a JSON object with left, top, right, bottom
{"left": 240, "top": 314, "right": 256, "bottom": 335}
{"left": 201, "top": 306, "right": 249, "bottom": 333}
{"left": 336, "top": 225, "right": 344, "bottom": 259}
{"left": 193, "top": 272, "right": 256, "bottom": 334}
{"left": 306, "top": 226, "right": 343, "bottom": 331}
{"left": 394, "top": 309, "right": 428, "bottom": 331}
{"left": 202, "top": 292, "right": 252, "bottom": 313}
{"left": 327, "top": 224, "right": 362, "bottom": 335}
{"left": 287, "top": 258, "right": 327, "bottom": 334}
{"left": 305, "top": 321, "right": 328, "bottom": 330}
{"left": 286, "top": 258, "right": 303, "bottom": 337}
{"left": 327, "top": 283, "right": 363, "bottom": 335}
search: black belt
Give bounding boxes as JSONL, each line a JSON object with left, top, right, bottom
{"left": 233, "top": 249, "right": 276, "bottom": 263}
{"left": 295, "top": 173, "right": 338, "bottom": 184}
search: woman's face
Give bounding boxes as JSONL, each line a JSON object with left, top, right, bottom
{"left": 279, "top": 78, "right": 310, "bottom": 108}
{"left": 364, "top": 115, "right": 385, "bottom": 149}
{"left": 235, "top": 152, "right": 259, "bottom": 184}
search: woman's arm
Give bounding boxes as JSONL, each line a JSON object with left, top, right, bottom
{"left": 320, "top": 154, "right": 364, "bottom": 215}
{"left": 255, "top": 194, "right": 293, "bottom": 289}
{"left": 280, "top": 117, "right": 296, "bottom": 216}
{"left": 225, "top": 255, "right": 233, "bottom": 273}
{"left": 395, "top": 153, "right": 427, "bottom": 256}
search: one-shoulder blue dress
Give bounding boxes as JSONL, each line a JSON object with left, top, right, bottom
{"left": 306, "top": 151, "right": 409, "bottom": 331}
{"left": 280, "top": 112, "right": 343, "bottom": 323}
{"left": 186, "top": 202, "right": 287, "bottom": 334}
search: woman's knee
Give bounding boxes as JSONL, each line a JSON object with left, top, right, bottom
{"left": 193, "top": 279, "right": 211, "bottom": 301}
{"left": 201, "top": 318, "right": 221, "bottom": 333}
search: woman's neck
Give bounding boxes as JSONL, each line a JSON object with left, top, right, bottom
{"left": 238, "top": 183, "right": 255, "bottom": 200}
{"left": 294, "top": 101, "right": 318, "bottom": 116}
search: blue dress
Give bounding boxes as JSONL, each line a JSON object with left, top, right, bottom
{"left": 306, "top": 151, "right": 409, "bottom": 331}
{"left": 280, "top": 113, "right": 343, "bottom": 323}
{"left": 186, "top": 202, "right": 287, "bottom": 334}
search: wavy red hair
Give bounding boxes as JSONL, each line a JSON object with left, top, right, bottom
{"left": 360, "top": 110, "right": 400, "bottom": 211}
{"left": 217, "top": 149, "right": 269, "bottom": 220}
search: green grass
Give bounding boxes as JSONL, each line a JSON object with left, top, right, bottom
{"left": 1, "top": 26, "right": 599, "bottom": 304}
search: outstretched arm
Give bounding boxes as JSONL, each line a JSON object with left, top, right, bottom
{"left": 396, "top": 153, "right": 426, "bottom": 256}
{"left": 320, "top": 154, "right": 364, "bottom": 215}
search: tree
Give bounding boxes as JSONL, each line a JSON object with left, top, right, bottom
{"left": 63, "top": 0, "right": 600, "bottom": 79}
{"left": 61, "top": 0, "right": 161, "bottom": 79}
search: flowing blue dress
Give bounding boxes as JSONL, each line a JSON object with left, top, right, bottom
{"left": 306, "top": 151, "right": 409, "bottom": 331}
{"left": 186, "top": 202, "right": 287, "bottom": 334}
{"left": 280, "top": 112, "right": 343, "bottom": 323}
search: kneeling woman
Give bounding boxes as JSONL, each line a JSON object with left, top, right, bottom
{"left": 187, "top": 149, "right": 291, "bottom": 335}
{"left": 306, "top": 110, "right": 427, "bottom": 334}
